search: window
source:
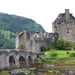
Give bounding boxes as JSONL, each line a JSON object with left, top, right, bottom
{"left": 67, "top": 29, "right": 69, "bottom": 34}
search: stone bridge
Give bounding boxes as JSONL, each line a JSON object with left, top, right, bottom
{"left": 0, "top": 49, "right": 44, "bottom": 69}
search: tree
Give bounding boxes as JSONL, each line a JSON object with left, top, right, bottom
{"left": 18, "top": 43, "right": 25, "bottom": 49}
{"left": 55, "top": 38, "right": 66, "bottom": 50}
{"left": 2, "top": 43, "right": 12, "bottom": 49}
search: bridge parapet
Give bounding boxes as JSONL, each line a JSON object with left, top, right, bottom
{"left": 0, "top": 49, "right": 45, "bottom": 54}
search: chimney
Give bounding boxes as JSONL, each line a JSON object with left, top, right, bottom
{"left": 65, "top": 9, "right": 69, "bottom": 20}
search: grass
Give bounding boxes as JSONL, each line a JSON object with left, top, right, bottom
{"left": 0, "top": 71, "right": 9, "bottom": 75}
{"left": 45, "top": 50, "right": 75, "bottom": 58}
{"left": 35, "top": 50, "right": 75, "bottom": 65}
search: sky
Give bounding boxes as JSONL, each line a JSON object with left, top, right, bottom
{"left": 0, "top": 0, "right": 75, "bottom": 33}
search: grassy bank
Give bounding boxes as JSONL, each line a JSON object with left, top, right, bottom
{"left": 34, "top": 50, "right": 75, "bottom": 65}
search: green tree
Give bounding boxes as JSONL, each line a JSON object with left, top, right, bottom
{"left": 18, "top": 43, "right": 25, "bottom": 49}
{"left": 2, "top": 43, "right": 12, "bottom": 49}
{"left": 55, "top": 38, "right": 66, "bottom": 50}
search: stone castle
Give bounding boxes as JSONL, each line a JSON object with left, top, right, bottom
{"left": 15, "top": 30, "right": 58, "bottom": 52}
{"left": 52, "top": 9, "right": 75, "bottom": 42}
{"left": 16, "top": 9, "right": 75, "bottom": 52}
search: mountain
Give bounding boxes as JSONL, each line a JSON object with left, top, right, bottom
{"left": 0, "top": 13, "right": 46, "bottom": 34}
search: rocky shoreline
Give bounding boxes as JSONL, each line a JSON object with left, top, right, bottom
{"left": 1, "top": 68, "right": 75, "bottom": 75}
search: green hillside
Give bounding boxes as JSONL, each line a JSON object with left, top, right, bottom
{"left": 0, "top": 12, "right": 46, "bottom": 49}
{"left": 0, "top": 30, "right": 15, "bottom": 49}
{"left": 0, "top": 13, "right": 45, "bottom": 34}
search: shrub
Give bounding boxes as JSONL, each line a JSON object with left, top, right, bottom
{"left": 41, "top": 58, "right": 47, "bottom": 63}
{"left": 47, "top": 47, "right": 51, "bottom": 51}
{"left": 41, "top": 46, "right": 46, "bottom": 52}
{"left": 37, "top": 55, "right": 39, "bottom": 58}
{"left": 70, "top": 53, "right": 75, "bottom": 57}
{"left": 39, "top": 57, "right": 42, "bottom": 59}
{"left": 66, "top": 52, "right": 69, "bottom": 54}
{"left": 50, "top": 52, "right": 57, "bottom": 57}
{"left": 65, "top": 47, "right": 71, "bottom": 51}
{"left": 34, "top": 58, "right": 39, "bottom": 62}
{"left": 18, "top": 43, "right": 25, "bottom": 49}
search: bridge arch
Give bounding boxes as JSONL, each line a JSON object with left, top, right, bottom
{"left": 9, "top": 56, "right": 15, "bottom": 68}
{"left": 19, "top": 56, "right": 26, "bottom": 68}
{"left": 28, "top": 56, "right": 33, "bottom": 67}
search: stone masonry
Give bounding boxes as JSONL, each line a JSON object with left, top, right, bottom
{"left": 15, "top": 30, "right": 58, "bottom": 52}
{"left": 52, "top": 9, "right": 75, "bottom": 42}
{"left": 0, "top": 49, "right": 44, "bottom": 69}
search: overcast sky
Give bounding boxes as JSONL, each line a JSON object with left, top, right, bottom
{"left": 0, "top": 0, "right": 75, "bottom": 32}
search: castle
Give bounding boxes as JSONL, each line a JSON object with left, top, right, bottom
{"left": 52, "top": 9, "right": 75, "bottom": 42}
{"left": 15, "top": 30, "right": 58, "bottom": 52}
{"left": 16, "top": 9, "right": 75, "bottom": 52}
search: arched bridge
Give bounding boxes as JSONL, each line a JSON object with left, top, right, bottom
{"left": 0, "top": 49, "right": 44, "bottom": 69}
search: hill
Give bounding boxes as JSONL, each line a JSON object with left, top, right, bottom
{"left": 0, "top": 30, "right": 15, "bottom": 49}
{"left": 0, "top": 13, "right": 46, "bottom": 34}
{"left": 0, "top": 12, "right": 46, "bottom": 49}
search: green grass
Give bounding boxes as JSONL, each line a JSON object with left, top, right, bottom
{"left": 0, "top": 71, "right": 9, "bottom": 75}
{"left": 45, "top": 50, "right": 75, "bottom": 58}
{"left": 40, "top": 50, "right": 75, "bottom": 65}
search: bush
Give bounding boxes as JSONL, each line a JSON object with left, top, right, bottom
{"left": 41, "top": 46, "right": 46, "bottom": 52}
{"left": 50, "top": 52, "right": 57, "bottom": 57}
{"left": 34, "top": 58, "right": 39, "bottom": 62}
{"left": 41, "top": 58, "right": 47, "bottom": 63}
{"left": 37, "top": 55, "right": 39, "bottom": 58}
{"left": 39, "top": 57, "right": 42, "bottom": 59}
{"left": 65, "top": 47, "right": 71, "bottom": 51}
{"left": 47, "top": 47, "right": 51, "bottom": 50}
{"left": 70, "top": 53, "right": 75, "bottom": 57}
{"left": 66, "top": 52, "right": 69, "bottom": 54}
{"left": 18, "top": 43, "right": 25, "bottom": 49}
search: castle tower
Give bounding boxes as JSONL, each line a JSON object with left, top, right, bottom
{"left": 65, "top": 9, "right": 69, "bottom": 20}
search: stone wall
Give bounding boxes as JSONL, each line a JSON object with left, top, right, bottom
{"left": 52, "top": 9, "right": 75, "bottom": 42}
{"left": 16, "top": 29, "right": 58, "bottom": 52}
{"left": 0, "top": 49, "right": 44, "bottom": 69}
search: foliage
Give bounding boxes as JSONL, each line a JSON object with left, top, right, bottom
{"left": 41, "top": 58, "right": 47, "bottom": 63}
{"left": 50, "top": 52, "right": 57, "bottom": 57}
{"left": 70, "top": 53, "right": 75, "bottom": 57}
{"left": 18, "top": 43, "right": 25, "bottom": 49}
{"left": 0, "top": 30, "right": 15, "bottom": 49}
{"left": 66, "top": 52, "right": 69, "bottom": 54}
{"left": 55, "top": 38, "right": 73, "bottom": 50}
{"left": 39, "top": 57, "right": 42, "bottom": 59}
{"left": 41, "top": 46, "right": 47, "bottom": 52}
{"left": 55, "top": 38, "right": 66, "bottom": 50}
{"left": 34, "top": 58, "right": 39, "bottom": 62}
{"left": 65, "top": 47, "right": 72, "bottom": 51}
{"left": 0, "top": 13, "right": 45, "bottom": 34}
{"left": 37, "top": 55, "right": 39, "bottom": 58}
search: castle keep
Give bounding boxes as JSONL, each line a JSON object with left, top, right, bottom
{"left": 15, "top": 30, "right": 58, "bottom": 52}
{"left": 52, "top": 9, "right": 75, "bottom": 42}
